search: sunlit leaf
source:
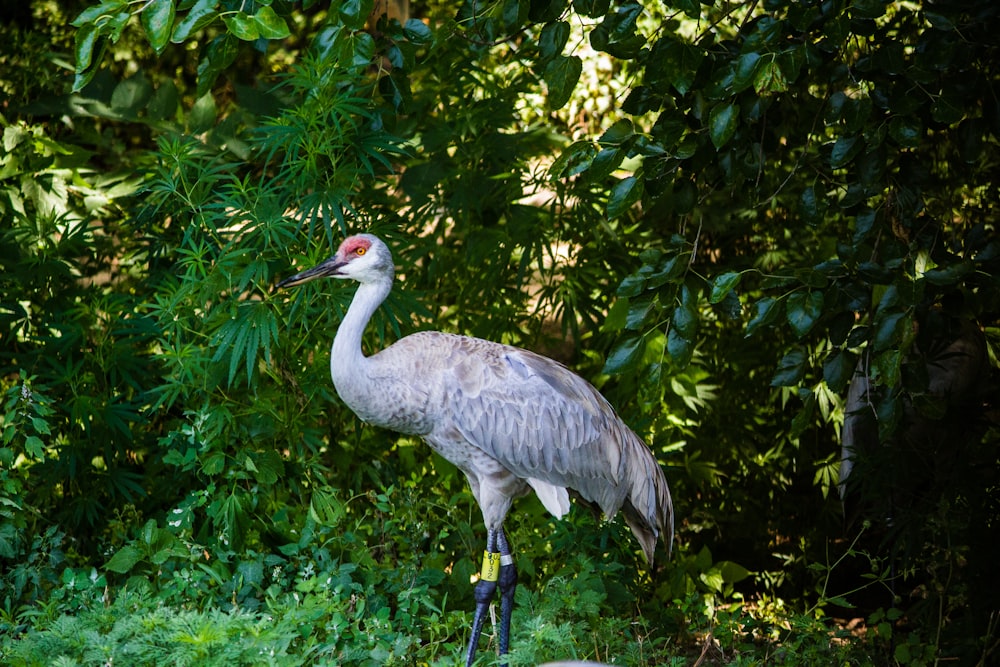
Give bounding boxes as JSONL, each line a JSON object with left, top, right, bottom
{"left": 171, "top": 0, "right": 218, "bottom": 43}
{"left": 753, "top": 59, "right": 787, "bottom": 93}
{"left": 710, "top": 271, "right": 742, "bottom": 304}
{"left": 142, "top": 0, "right": 176, "bottom": 53}
{"left": 72, "top": 0, "right": 128, "bottom": 27}
{"left": 254, "top": 6, "right": 291, "bottom": 39}
{"left": 223, "top": 12, "right": 259, "bottom": 40}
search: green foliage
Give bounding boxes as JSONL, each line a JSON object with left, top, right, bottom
{"left": 2, "top": 0, "right": 999, "bottom": 665}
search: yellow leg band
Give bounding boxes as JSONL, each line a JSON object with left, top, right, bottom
{"left": 481, "top": 551, "right": 501, "bottom": 582}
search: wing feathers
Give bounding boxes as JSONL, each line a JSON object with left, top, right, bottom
{"left": 383, "top": 331, "right": 673, "bottom": 560}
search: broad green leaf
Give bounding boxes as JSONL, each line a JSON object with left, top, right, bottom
{"left": 709, "top": 271, "right": 742, "bottom": 303}
{"left": 31, "top": 417, "right": 52, "bottom": 435}
{"left": 626, "top": 296, "right": 655, "bottom": 330}
{"left": 647, "top": 38, "right": 703, "bottom": 95}
{"left": 856, "top": 147, "right": 886, "bottom": 186}
{"left": 607, "top": 176, "right": 643, "bottom": 219}
{"left": 544, "top": 55, "right": 582, "bottom": 110}
{"left": 549, "top": 140, "right": 595, "bottom": 178}
{"left": 745, "top": 297, "right": 782, "bottom": 337}
{"left": 339, "top": 0, "right": 374, "bottom": 29}
{"left": 672, "top": 286, "right": 698, "bottom": 337}
{"left": 501, "top": 0, "right": 528, "bottom": 31}
{"left": 673, "top": 0, "right": 700, "bottom": 18}
{"left": 188, "top": 92, "right": 217, "bottom": 133}
{"left": 800, "top": 185, "right": 823, "bottom": 225}
{"left": 823, "top": 350, "right": 856, "bottom": 393}
{"left": 667, "top": 327, "right": 693, "bottom": 367}
{"left": 201, "top": 450, "right": 226, "bottom": 475}
{"left": 539, "top": 20, "right": 570, "bottom": 61}
{"left": 718, "top": 560, "right": 752, "bottom": 585}
{"left": 73, "top": 25, "right": 109, "bottom": 91}
{"left": 754, "top": 59, "right": 787, "bottom": 93}
{"left": 872, "top": 310, "right": 905, "bottom": 351}
{"left": 223, "top": 12, "right": 259, "bottom": 40}
{"left": 74, "top": 23, "right": 100, "bottom": 73}
{"left": 616, "top": 273, "right": 646, "bottom": 297}
{"left": 248, "top": 450, "right": 282, "bottom": 485}
{"left": 72, "top": 0, "right": 128, "bottom": 27}
{"left": 25, "top": 435, "right": 44, "bottom": 458}
{"left": 573, "top": 0, "right": 611, "bottom": 18}
{"left": 791, "top": 392, "right": 816, "bottom": 436}
{"left": 342, "top": 31, "right": 376, "bottom": 68}
{"left": 142, "top": 0, "right": 176, "bottom": 53}
{"left": 889, "top": 117, "right": 922, "bottom": 147}
{"left": 404, "top": 18, "right": 432, "bottom": 44}
{"left": 853, "top": 0, "right": 888, "bottom": 20}
{"left": 105, "top": 545, "right": 143, "bottom": 574}
{"left": 922, "top": 261, "right": 973, "bottom": 285}
{"left": 646, "top": 255, "right": 686, "bottom": 288}
{"left": 111, "top": 75, "right": 154, "bottom": 114}
{"left": 771, "top": 348, "right": 807, "bottom": 387}
{"left": 171, "top": 0, "right": 218, "bottom": 43}
{"left": 254, "top": 6, "right": 291, "bottom": 39}
{"left": 197, "top": 34, "right": 239, "bottom": 97}
{"left": 830, "top": 135, "right": 860, "bottom": 168}
{"left": 602, "top": 297, "right": 629, "bottom": 332}
{"left": 785, "top": 290, "right": 823, "bottom": 337}
{"left": 732, "top": 52, "right": 761, "bottom": 92}
{"left": 310, "top": 487, "right": 345, "bottom": 526}
{"left": 590, "top": 2, "right": 643, "bottom": 59}
{"left": 709, "top": 103, "right": 739, "bottom": 149}
{"left": 603, "top": 335, "right": 645, "bottom": 374}
{"left": 587, "top": 146, "right": 624, "bottom": 181}
{"left": 873, "top": 349, "right": 902, "bottom": 388}
{"left": 599, "top": 119, "right": 635, "bottom": 146}
{"left": 148, "top": 80, "right": 179, "bottom": 121}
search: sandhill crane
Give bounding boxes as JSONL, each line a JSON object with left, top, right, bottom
{"left": 278, "top": 233, "right": 674, "bottom": 666}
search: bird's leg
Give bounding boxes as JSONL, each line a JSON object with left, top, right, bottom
{"left": 465, "top": 529, "right": 500, "bottom": 667}
{"left": 496, "top": 528, "right": 517, "bottom": 657}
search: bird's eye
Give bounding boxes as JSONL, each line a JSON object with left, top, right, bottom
{"left": 356, "top": 247, "right": 366, "bottom": 256}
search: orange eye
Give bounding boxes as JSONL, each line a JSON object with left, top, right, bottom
{"left": 356, "top": 247, "right": 366, "bottom": 256}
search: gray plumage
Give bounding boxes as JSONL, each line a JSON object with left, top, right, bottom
{"left": 279, "top": 234, "right": 673, "bottom": 563}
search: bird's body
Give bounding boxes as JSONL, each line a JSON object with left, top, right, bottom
{"left": 279, "top": 234, "right": 673, "bottom": 665}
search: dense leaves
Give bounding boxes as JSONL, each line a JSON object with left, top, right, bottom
{"left": 2, "top": 0, "right": 999, "bottom": 664}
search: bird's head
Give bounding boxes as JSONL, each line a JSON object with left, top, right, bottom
{"left": 277, "top": 234, "right": 394, "bottom": 289}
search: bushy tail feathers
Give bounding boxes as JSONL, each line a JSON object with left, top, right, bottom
{"left": 620, "top": 435, "right": 674, "bottom": 564}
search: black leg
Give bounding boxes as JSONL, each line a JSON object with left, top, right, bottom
{"left": 496, "top": 528, "right": 517, "bottom": 658}
{"left": 465, "top": 529, "right": 499, "bottom": 667}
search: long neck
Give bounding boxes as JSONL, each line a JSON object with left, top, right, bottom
{"left": 330, "top": 276, "right": 392, "bottom": 384}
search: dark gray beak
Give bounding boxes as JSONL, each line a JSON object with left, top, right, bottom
{"left": 277, "top": 257, "right": 346, "bottom": 288}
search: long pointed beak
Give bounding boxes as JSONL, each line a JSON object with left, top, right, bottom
{"left": 277, "top": 256, "right": 346, "bottom": 289}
